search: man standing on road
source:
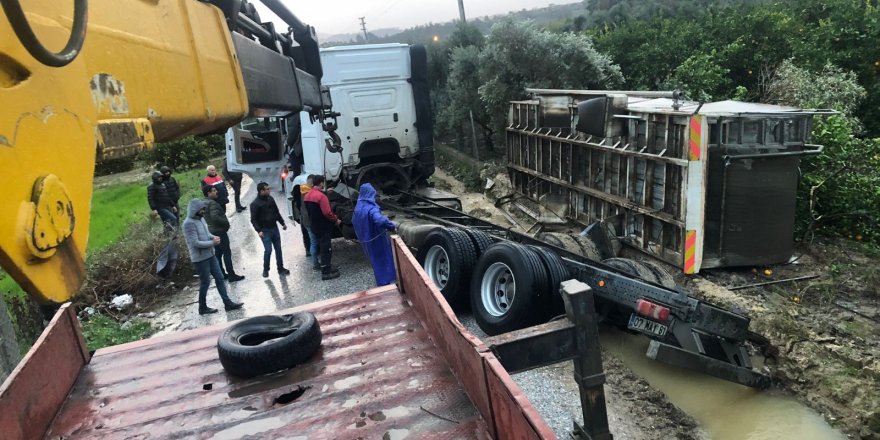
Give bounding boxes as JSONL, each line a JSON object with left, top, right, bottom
{"left": 182, "top": 199, "right": 244, "bottom": 315}
{"left": 294, "top": 175, "right": 318, "bottom": 266}
{"left": 222, "top": 160, "right": 247, "bottom": 213}
{"left": 147, "top": 171, "right": 178, "bottom": 229}
{"left": 160, "top": 165, "right": 181, "bottom": 211}
{"left": 202, "top": 165, "right": 230, "bottom": 212}
{"left": 202, "top": 185, "right": 245, "bottom": 282}
{"left": 352, "top": 183, "right": 398, "bottom": 286}
{"left": 304, "top": 175, "right": 341, "bottom": 280}
{"left": 250, "top": 182, "right": 290, "bottom": 278}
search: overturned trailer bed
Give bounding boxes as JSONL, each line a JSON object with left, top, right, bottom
{"left": 0, "top": 238, "right": 613, "bottom": 440}
{"left": 507, "top": 89, "right": 830, "bottom": 273}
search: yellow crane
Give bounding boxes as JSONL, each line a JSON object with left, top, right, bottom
{"left": 0, "top": 0, "right": 333, "bottom": 303}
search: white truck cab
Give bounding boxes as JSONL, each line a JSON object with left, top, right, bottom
{"left": 227, "top": 43, "right": 434, "bottom": 195}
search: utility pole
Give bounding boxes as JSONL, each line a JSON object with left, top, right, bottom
{"left": 457, "top": 0, "right": 467, "bottom": 23}
{"left": 358, "top": 17, "right": 368, "bottom": 43}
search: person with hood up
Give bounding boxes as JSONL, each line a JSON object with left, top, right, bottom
{"left": 352, "top": 183, "right": 398, "bottom": 286}
{"left": 160, "top": 165, "right": 180, "bottom": 210}
{"left": 304, "top": 175, "right": 341, "bottom": 280}
{"left": 147, "top": 171, "right": 178, "bottom": 228}
{"left": 182, "top": 199, "right": 244, "bottom": 315}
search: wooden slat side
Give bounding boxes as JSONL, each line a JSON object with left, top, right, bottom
{"left": 483, "top": 354, "right": 558, "bottom": 440}
{"left": 0, "top": 303, "right": 88, "bottom": 440}
{"left": 391, "top": 237, "right": 495, "bottom": 438}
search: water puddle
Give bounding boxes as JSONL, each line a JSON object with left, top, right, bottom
{"left": 601, "top": 330, "right": 845, "bottom": 440}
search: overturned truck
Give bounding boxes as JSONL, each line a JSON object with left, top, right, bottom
{"left": 506, "top": 89, "right": 829, "bottom": 273}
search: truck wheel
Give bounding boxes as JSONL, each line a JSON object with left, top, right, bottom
{"left": 463, "top": 227, "right": 495, "bottom": 258}
{"left": 417, "top": 227, "right": 476, "bottom": 309}
{"left": 603, "top": 258, "right": 662, "bottom": 286}
{"left": 536, "top": 231, "right": 566, "bottom": 249}
{"left": 217, "top": 312, "right": 322, "bottom": 378}
{"left": 572, "top": 235, "right": 603, "bottom": 261}
{"left": 528, "top": 245, "right": 571, "bottom": 317}
{"left": 471, "top": 242, "right": 548, "bottom": 335}
{"left": 638, "top": 260, "right": 677, "bottom": 289}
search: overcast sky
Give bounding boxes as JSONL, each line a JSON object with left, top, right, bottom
{"left": 253, "top": 0, "right": 578, "bottom": 37}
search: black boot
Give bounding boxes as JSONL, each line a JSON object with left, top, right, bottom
{"left": 321, "top": 266, "right": 340, "bottom": 281}
{"left": 228, "top": 273, "right": 245, "bottom": 282}
{"left": 224, "top": 301, "right": 244, "bottom": 311}
{"left": 199, "top": 306, "right": 218, "bottom": 315}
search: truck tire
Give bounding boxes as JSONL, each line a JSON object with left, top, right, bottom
{"left": 417, "top": 227, "right": 476, "bottom": 309}
{"left": 536, "top": 231, "right": 565, "bottom": 249}
{"left": 603, "top": 258, "right": 661, "bottom": 286}
{"left": 471, "top": 242, "right": 549, "bottom": 335}
{"left": 398, "top": 223, "right": 441, "bottom": 250}
{"left": 638, "top": 260, "right": 677, "bottom": 290}
{"left": 572, "top": 235, "right": 603, "bottom": 261}
{"left": 463, "top": 227, "right": 495, "bottom": 258}
{"left": 217, "top": 312, "right": 322, "bottom": 378}
{"left": 528, "top": 245, "right": 571, "bottom": 316}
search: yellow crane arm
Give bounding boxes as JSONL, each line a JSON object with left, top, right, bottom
{"left": 0, "top": 0, "right": 325, "bottom": 303}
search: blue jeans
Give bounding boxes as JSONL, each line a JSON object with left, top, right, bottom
{"left": 260, "top": 226, "right": 284, "bottom": 271}
{"left": 194, "top": 257, "right": 231, "bottom": 309}
{"left": 157, "top": 208, "right": 178, "bottom": 225}
{"left": 307, "top": 228, "right": 319, "bottom": 266}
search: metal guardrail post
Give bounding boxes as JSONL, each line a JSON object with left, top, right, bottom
{"left": 561, "top": 279, "right": 612, "bottom": 440}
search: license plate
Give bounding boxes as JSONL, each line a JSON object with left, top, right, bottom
{"left": 628, "top": 314, "right": 668, "bottom": 337}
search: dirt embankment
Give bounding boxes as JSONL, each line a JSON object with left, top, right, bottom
{"left": 681, "top": 240, "right": 880, "bottom": 439}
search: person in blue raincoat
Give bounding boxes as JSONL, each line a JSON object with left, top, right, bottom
{"left": 352, "top": 183, "right": 398, "bottom": 286}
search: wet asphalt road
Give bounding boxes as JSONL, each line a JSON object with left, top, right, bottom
{"left": 149, "top": 178, "right": 378, "bottom": 336}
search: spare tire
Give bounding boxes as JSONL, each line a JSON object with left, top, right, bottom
{"left": 417, "top": 227, "right": 477, "bottom": 308}
{"left": 471, "top": 242, "right": 549, "bottom": 335}
{"left": 529, "top": 245, "right": 571, "bottom": 317}
{"left": 217, "top": 312, "right": 322, "bottom": 378}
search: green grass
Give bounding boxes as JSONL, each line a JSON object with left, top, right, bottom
{"left": 87, "top": 168, "right": 206, "bottom": 255}
{"left": 81, "top": 314, "right": 154, "bottom": 350}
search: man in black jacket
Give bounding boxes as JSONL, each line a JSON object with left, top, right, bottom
{"left": 222, "top": 161, "right": 247, "bottom": 212}
{"left": 160, "top": 165, "right": 180, "bottom": 211}
{"left": 203, "top": 185, "right": 245, "bottom": 282}
{"left": 250, "top": 181, "right": 289, "bottom": 278}
{"left": 147, "top": 171, "right": 177, "bottom": 229}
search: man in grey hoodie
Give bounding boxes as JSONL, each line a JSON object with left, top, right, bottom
{"left": 183, "top": 199, "right": 244, "bottom": 315}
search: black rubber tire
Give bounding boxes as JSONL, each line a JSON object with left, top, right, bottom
{"left": 572, "top": 235, "right": 603, "bottom": 262}
{"left": 528, "top": 245, "right": 571, "bottom": 317}
{"left": 463, "top": 227, "right": 496, "bottom": 258}
{"left": 603, "top": 258, "right": 659, "bottom": 285}
{"left": 471, "top": 242, "right": 549, "bottom": 335}
{"left": 416, "top": 227, "right": 477, "bottom": 309}
{"left": 536, "top": 232, "right": 565, "bottom": 249}
{"left": 217, "top": 312, "right": 322, "bottom": 378}
{"left": 638, "top": 260, "right": 677, "bottom": 289}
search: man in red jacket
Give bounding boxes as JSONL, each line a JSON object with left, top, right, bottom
{"left": 304, "top": 175, "right": 341, "bottom": 280}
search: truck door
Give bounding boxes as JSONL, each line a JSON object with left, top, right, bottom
{"left": 225, "top": 117, "right": 289, "bottom": 190}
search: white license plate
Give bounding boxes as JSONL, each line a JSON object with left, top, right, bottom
{"left": 628, "top": 314, "right": 668, "bottom": 337}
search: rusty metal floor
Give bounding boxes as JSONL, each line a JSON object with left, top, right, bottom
{"left": 46, "top": 285, "right": 491, "bottom": 439}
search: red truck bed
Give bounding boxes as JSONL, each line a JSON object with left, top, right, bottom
{"left": 0, "top": 238, "right": 556, "bottom": 439}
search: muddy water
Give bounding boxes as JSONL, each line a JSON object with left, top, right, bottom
{"left": 600, "top": 330, "right": 845, "bottom": 440}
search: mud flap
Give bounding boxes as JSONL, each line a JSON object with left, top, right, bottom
{"left": 646, "top": 340, "right": 771, "bottom": 389}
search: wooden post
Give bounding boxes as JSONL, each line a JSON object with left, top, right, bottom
{"left": 560, "top": 279, "right": 613, "bottom": 440}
